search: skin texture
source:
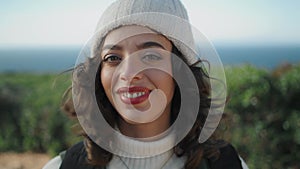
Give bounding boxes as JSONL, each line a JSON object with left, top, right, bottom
{"left": 100, "top": 25, "right": 175, "bottom": 138}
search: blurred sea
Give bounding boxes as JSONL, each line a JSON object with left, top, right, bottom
{"left": 0, "top": 45, "right": 299, "bottom": 73}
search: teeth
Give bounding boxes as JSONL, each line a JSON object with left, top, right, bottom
{"left": 123, "top": 92, "right": 146, "bottom": 98}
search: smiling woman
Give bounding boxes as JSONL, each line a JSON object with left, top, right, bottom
{"left": 43, "top": 0, "right": 248, "bottom": 169}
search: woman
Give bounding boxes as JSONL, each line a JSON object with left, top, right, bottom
{"left": 44, "top": 0, "right": 248, "bottom": 168}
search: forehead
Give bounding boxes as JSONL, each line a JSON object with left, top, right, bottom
{"left": 102, "top": 25, "right": 171, "bottom": 47}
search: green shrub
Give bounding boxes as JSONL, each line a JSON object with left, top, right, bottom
{"left": 0, "top": 73, "right": 79, "bottom": 155}
{"left": 224, "top": 64, "right": 300, "bottom": 169}
{"left": 0, "top": 63, "right": 299, "bottom": 168}
{"left": 0, "top": 82, "right": 24, "bottom": 151}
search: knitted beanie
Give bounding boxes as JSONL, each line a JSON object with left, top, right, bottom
{"left": 91, "top": 0, "right": 199, "bottom": 65}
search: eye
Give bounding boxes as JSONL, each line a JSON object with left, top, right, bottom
{"left": 142, "top": 53, "right": 162, "bottom": 62}
{"left": 103, "top": 54, "right": 122, "bottom": 64}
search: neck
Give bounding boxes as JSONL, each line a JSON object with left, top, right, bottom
{"left": 118, "top": 106, "right": 171, "bottom": 139}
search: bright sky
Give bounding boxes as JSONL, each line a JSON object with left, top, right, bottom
{"left": 1, "top": 0, "right": 299, "bottom": 47}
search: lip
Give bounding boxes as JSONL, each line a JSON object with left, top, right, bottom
{"left": 117, "top": 86, "right": 151, "bottom": 105}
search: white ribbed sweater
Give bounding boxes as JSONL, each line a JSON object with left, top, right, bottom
{"left": 42, "top": 132, "right": 249, "bottom": 169}
{"left": 43, "top": 133, "right": 186, "bottom": 169}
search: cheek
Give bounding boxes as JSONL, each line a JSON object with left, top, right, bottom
{"left": 164, "top": 76, "right": 175, "bottom": 101}
{"left": 152, "top": 73, "right": 175, "bottom": 102}
{"left": 100, "top": 68, "right": 114, "bottom": 101}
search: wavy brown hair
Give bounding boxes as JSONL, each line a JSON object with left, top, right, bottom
{"left": 62, "top": 44, "right": 226, "bottom": 169}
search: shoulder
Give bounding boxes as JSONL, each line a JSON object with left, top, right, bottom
{"left": 63, "top": 141, "right": 86, "bottom": 158}
{"left": 42, "top": 156, "right": 62, "bottom": 169}
{"left": 206, "top": 143, "right": 247, "bottom": 169}
{"left": 59, "top": 141, "right": 92, "bottom": 169}
{"left": 44, "top": 141, "right": 100, "bottom": 169}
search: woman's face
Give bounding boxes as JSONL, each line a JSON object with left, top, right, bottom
{"left": 100, "top": 25, "right": 175, "bottom": 126}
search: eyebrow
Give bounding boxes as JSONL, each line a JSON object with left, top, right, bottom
{"left": 101, "top": 44, "right": 123, "bottom": 52}
{"left": 137, "top": 42, "right": 166, "bottom": 50}
{"left": 101, "top": 41, "right": 166, "bottom": 52}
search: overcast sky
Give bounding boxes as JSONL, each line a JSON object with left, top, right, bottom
{"left": 1, "top": 0, "right": 299, "bottom": 47}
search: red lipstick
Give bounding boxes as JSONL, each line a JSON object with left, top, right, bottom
{"left": 117, "top": 86, "right": 150, "bottom": 105}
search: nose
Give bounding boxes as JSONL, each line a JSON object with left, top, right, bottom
{"left": 119, "top": 56, "right": 144, "bottom": 82}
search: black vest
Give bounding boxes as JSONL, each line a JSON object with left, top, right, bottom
{"left": 59, "top": 142, "right": 243, "bottom": 169}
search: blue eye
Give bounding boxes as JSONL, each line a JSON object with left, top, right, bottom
{"left": 103, "top": 54, "right": 122, "bottom": 64}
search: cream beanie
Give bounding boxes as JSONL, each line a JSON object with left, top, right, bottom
{"left": 91, "top": 0, "right": 199, "bottom": 65}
